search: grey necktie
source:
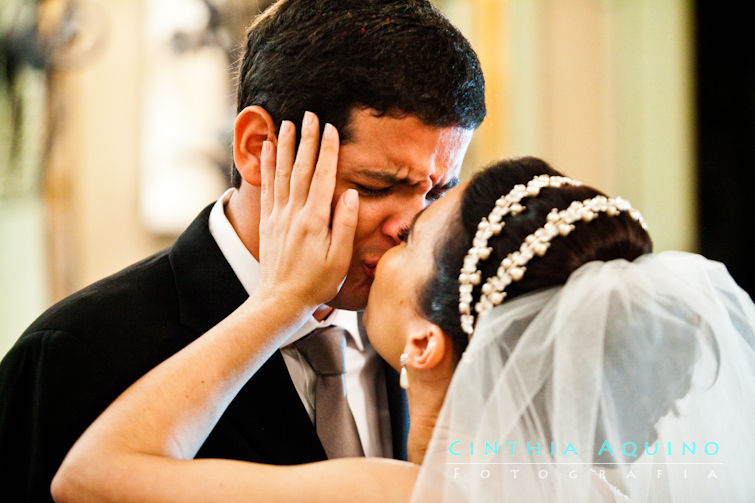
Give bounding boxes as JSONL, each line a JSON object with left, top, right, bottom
{"left": 294, "top": 326, "right": 365, "bottom": 458}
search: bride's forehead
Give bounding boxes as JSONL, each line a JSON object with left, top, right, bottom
{"left": 414, "top": 183, "right": 468, "bottom": 239}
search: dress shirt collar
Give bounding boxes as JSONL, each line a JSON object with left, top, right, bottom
{"left": 208, "top": 188, "right": 364, "bottom": 350}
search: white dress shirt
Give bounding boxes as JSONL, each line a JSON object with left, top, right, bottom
{"left": 208, "top": 188, "right": 392, "bottom": 457}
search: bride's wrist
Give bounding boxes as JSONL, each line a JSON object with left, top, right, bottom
{"left": 242, "top": 290, "right": 314, "bottom": 332}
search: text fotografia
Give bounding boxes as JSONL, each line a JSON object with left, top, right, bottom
{"left": 447, "top": 440, "right": 721, "bottom": 459}
{"left": 450, "top": 466, "right": 722, "bottom": 483}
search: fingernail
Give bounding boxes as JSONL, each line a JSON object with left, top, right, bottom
{"left": 279, "top": 120, "right": 291, "bottom": 135}
{"left": 323, "top": 123, "right": 335, "bottom": 139}
{"left": 303, "top": 111, "right": 314, "bottom": 127}
{"left": 344, "top": 189, "right": 358, "bottom": 209}
{"left": 262, "top": 140, "right": 272, "bottom": 155}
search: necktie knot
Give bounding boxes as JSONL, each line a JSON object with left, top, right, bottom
{"left": 294, "top": 326, "right": 347, "bottom": 376}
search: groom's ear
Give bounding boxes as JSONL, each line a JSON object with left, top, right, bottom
{"left": 405, "top": 324, "right": 447, "bottom": 371}
{"left": 233, "top": 105, "right": 277, "bottom": 186}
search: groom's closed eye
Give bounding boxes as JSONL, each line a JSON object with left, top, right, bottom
{"left": 354, "top": 183, "right": 393, "bottom": 198}
{"left": 351, "top": 170, "right": 402, "bottom": 199}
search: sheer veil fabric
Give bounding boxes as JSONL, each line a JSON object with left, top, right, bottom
{"left": 412, "top": 252, "right": 755, "bottom": 502}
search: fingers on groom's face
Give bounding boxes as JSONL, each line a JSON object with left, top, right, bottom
{"left": 289, "top": 111, "right": 321, "bottom": 203}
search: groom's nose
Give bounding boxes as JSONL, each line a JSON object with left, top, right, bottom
{"left": 381, "top": 196, "right": 424, "bottom": 245}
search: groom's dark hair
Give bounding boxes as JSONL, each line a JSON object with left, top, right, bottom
{"left": 420, "top": 157, "right": 654, "bottom": 358}
{"left": 231, "top": 0, "right": 486, "bottom": 187}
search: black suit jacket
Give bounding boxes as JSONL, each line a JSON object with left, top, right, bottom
{"left": 0, "top": 205, "right": 408, "bottom": 502}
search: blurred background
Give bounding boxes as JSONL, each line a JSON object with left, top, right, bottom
{"left": 1, "top": 0, "right": 752, "bottom": 357}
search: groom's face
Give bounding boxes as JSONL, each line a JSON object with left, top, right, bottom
{"left": 326, "top": 108, "right": 473, "bottom": 311}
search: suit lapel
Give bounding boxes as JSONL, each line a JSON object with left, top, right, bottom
{"left": 169, "top": 204, "right": 247, "bottom": 335}
{"left": 168, "top": 204, "right": 325, "bottom": 463}
{"left": 223, "top": 350, "right": 326, "bottom": 464}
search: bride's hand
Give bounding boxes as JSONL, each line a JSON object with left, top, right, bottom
{"left": 252, "top": 111, "right": 359, "bottom": 315}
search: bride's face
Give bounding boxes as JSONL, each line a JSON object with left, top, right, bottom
{"left": 363, "top": 183, "right": 467, "bottom": 368}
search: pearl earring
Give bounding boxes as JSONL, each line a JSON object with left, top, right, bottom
{"left": 399, "top": 353, "right": 409, "bottom": 389}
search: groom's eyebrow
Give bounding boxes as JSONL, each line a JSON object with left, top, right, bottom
{"left": 354, "top": 169, "right": 459, "bottom": 196}
{"left": 353, "top": 169, "right": 404, "bottom": 184}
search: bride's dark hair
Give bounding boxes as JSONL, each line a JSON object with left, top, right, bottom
{"left": 418, "top": 157, "right": 653, "bottom": 358}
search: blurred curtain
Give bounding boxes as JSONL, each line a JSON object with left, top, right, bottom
{"left": 438, "top": 0, "right": 695, "bottom": 254}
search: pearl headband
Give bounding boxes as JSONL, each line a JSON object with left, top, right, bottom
{"left": 460, "top": 185, "right": 647, "bottom": 337}
{"left": 458, "top": 175, "right": 583, "bottom": 336}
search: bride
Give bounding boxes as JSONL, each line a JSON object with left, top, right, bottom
{"left": 51, "top": 122, "right": 755, "bottom": 502}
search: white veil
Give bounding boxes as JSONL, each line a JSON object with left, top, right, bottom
{"left": 411, "top": 251, "right": 755, "bottom": 502}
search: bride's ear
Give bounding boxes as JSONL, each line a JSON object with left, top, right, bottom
{"left": 233, "top": 105, "right": 277, "bottom": 186}
{"left": 404, "top": 324, "right": 448, "bottom": 371}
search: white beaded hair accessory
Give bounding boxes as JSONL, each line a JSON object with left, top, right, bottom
{"left": 468, "top": 195, "right": 647, "bottom": 333}
{"left": 458, "top": 175, "right": 584, "bottom": 336}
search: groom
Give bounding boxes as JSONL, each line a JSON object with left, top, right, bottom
{"left": 0, "top": 0, "right": 485, "bottom": 501}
